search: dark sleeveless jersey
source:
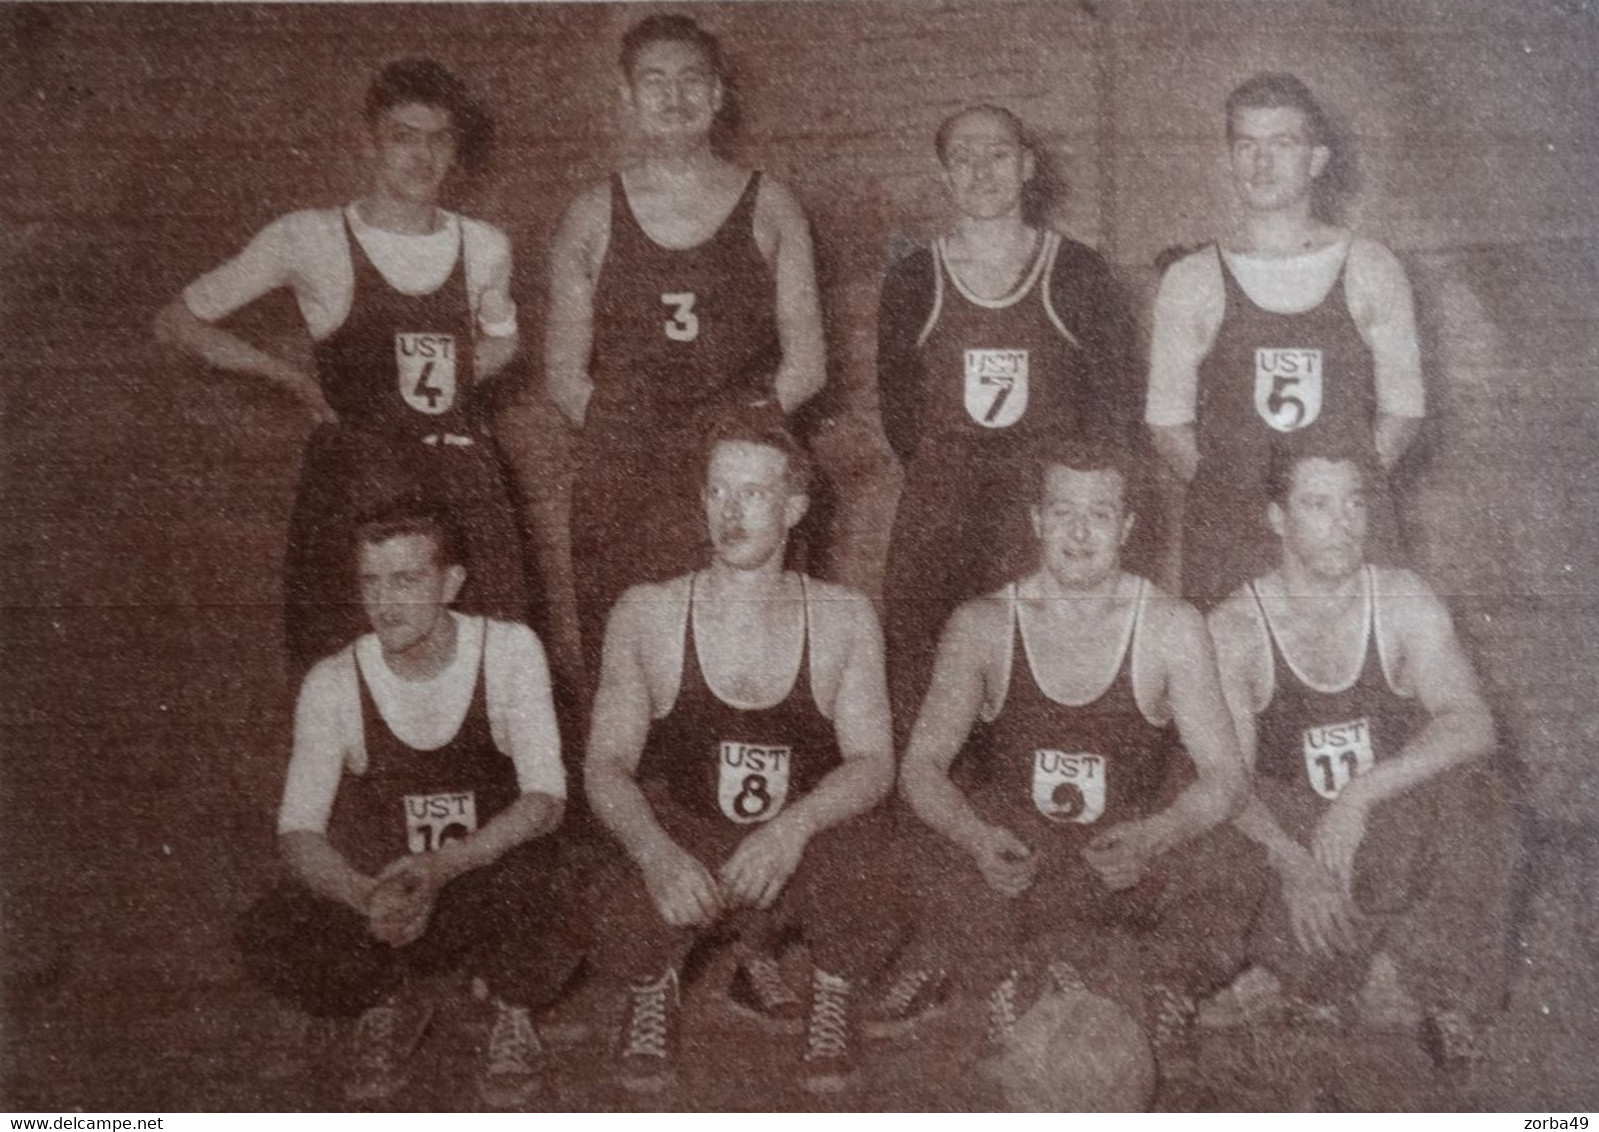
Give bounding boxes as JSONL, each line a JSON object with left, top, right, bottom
{"left": 312, "top": 212, "right": 482, "bottom": 439}
{"left": 328, "top": 626, "right": 519, "bottom": 875}
{"left": 1251, "top": 566, "right": 1426, "bottom": 808}
{"left": 587, "top": 171, "right": 781, "bottom": 446}
{"left": 968, "top": 579, "right": 1177, "bottom": 833}
{"left": 637, "top": 575, "right": 840, "bottom": 825}
{"left": 915, "top": 230, "right": 1085, "bottom": 451}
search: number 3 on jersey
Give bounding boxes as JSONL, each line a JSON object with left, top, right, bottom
{"left": 662, "top": 291, "right": 700, "bottom": 343}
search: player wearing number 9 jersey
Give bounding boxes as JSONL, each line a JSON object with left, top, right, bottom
{"left": 545, "top": 14, "right": 825, "bottom": 682}
{"left": 235, "top": 505, "right": 579, "bottom": 1108}
{"left": 154, "top": 59, "right": 533, "bottom": 676}
{"left": 894, "top": 441, "right": 1264, "bottom": 1106}
{"left": 876, "top": 104, "right": 1139, "bottom": 745}
{"left": 584, "top": 411, "right": 896, "bottom": 1095}
{"left": 1205, "top": 445, "right": 1511, "bottom": 1069}
{"left": 1145, "top": 73, "right": 1425, "bottom": 610}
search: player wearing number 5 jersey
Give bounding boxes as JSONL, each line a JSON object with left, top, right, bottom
{"left": 235, "top": 506, "right": 578, "bottom": 1109}
{"left": 1146, "top": 73, "right": 1425, "bottom": 609}
{"left": 1205, "top": 445, "right": 1511, "bottom": 1069}
{"left": 895, "top": 442, "right": 1263, "bottom": 1106}
{"left": 546, "top": 14, "right": 825, "bottom": 681}
{"left": 585, "top": 412, "right": 896, "bottom": 1095}
{"left": 877, "top": 105, "right": 1138, "bottom": 743}
{"left": 154, "top": 59, "right": 533, "bottom": 676}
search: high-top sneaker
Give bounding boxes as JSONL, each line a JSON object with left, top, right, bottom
{"left": 862, "top": 967, "right": 951, "bottom": 1041}
{"left": 618, "top": 969, "right": 680, "bottom": 1093}
{"left": 477, "top": 998, "right": 544, "bottom": 1110}
{"left": 726, "top": 953, "right": 806, "bottom": 1034}
{"left": 801, "top": 969, "right": 856, "bottom": 1094}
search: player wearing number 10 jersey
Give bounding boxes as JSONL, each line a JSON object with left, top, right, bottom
{"left": 1205, "top": 445, "right": 1511, "bottom": 1068}
{"left": 546, "top": 14, "right": 825, "bottom": 682}
{"left": 155, "top": 60, "right": 532, "bottom": 675}
{"left": 585, "top": 412, "right": 896, "bottom": 1096}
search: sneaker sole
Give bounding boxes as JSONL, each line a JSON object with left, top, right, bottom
{"left": 862, "top": 1003, "right": 949, "bottom": 1042}
{"left": 723, "top": 995, "right": 806, "bottom": 1035}
{"left": 802, "top": 1070, "right": 855, "bottom": 1094}
{"left": 341, "top": 1000, "right": 437, "bottom": 1104}
{"left": 618, "top": 1069, "right": 676, "bottom": 1094}
{"left": 477, "top": 1077, "right": 543, "bottom": 1111}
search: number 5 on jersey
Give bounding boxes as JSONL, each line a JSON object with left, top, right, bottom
{"left": 662, "top": 291, "right": 700, "bottom": 343}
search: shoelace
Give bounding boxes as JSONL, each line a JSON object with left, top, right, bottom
{"left": 985, "top": 971, "right": 1020, "bottom": 1046}
{"left": 487, "top": 1002, "right": 537, "bottom": 1075}
{"left": 625, "top": 978, "right": 672, "bottom": 1060}
{"left": 1151, "top": 987, "right": 1198, "bottom": 1053}
{"left": 805, "top": 973, "right": 851, "bottom": 1061}
{"left": 353, "top": 1003, "right": 400, "bottom": 1066}
{"left": 1047, "top": 959, "right": 1088, "bottom": 997}
{"left": 746, "top": 956, "right": 800, "bottom": 1010}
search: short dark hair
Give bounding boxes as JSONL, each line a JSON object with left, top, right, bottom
{"left": 353, "top": 500, "right": 465, "bottom": 570}
{"left": 1225, "top": 72, "right": 1332, "bottom": 149}
{"left": 699, "top": 404, "right": 814, "bottom": 497}
{"left": 1024, "top": 438, "right": 1139, "bottom": 517}
{"left": 934, "top": 103, "right": 1029, "bottom": 165}
{"left": 1263, "top": 440, "right": 1379, "bottom": 507}
{"left": 620, "top": 14, "right": 726, "bottom": 83}
{"left": 364, "top": 58, "right": 493, "bottom": 175}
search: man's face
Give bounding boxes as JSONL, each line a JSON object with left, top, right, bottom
{"left": 358, "top": 533, "right": 464, "bottom": 657}
{"left": 624, "top": 39, "right": 722, "bottom": 143}
{"left": 1031, "top": 465, "right": 1132, "bottom": 591}
{"left": 942, "top": 111, "right": 1034, "bottom": 222}
{"left": 1270, "top": 458, "right": 1368, "bottom": 581}
{"left": 702, "top": 441, "right": 804, "bottom": 572}
{"left": 1228, "top": 105, "right": 1328, "bottom": 214}
{"left": 368, "top": 102, "right": 457, "bottom": 206}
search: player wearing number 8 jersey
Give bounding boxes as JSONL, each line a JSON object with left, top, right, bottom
{"left": 154, "top": 59, "right": 533, "bottom": 675}
{"left": 546, "top": 14, "right": 825, "bottom": 681}
{"left": 894, "top": 441, "right": 1264, "bottom": 1106}
{"left": 1205, "top": 445, "right": 1511, "bottom": 1068}
{"left": 236, "top": 506, "right": 579, "bottom": 1108}
{"left": 585, "top": 411, "right": 896, "bottom": 1095}
{"left": 1146, "top": 73, "right": 1425, "bottom": 609}
{"left": 877, "top": 104, "right": 1139, "bottom": 743}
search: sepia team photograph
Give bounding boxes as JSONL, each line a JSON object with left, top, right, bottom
{"left": 2, "top": 0, "right": 1596, "bottom": 1116}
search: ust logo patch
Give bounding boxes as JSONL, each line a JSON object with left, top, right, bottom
{"left": 717, "top": 741, "right": 791, "bottom": 824}
{"left": 395, "top": 332, "right": 457, "bottom": 415}
{"left": 964, "top": 348, "right": 1030, "bottom": 428}
{"left": 1254, "top": 347, "right": 1322, "bottom": 432}
{"left": 404, "top": 791, "right": 477, "bottom": 853}
{"left": 1031, "top": 749, "right": 1106, "bottom": 824}
{"left": 1302, "top": 717, "right": 1375, "bottom": 799}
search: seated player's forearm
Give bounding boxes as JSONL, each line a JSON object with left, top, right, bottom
{"left": 587, "top": 763, "right": 689, "bottom": 870}
{"left": 280, "top": 829, "right": 376, "bottom": 915}
{"left": 1148, "top": 423, "right": 1199, "bottom": 483}
{"left": 435, "top": 791, "right": 564, "bottom": 883}
{"left": 1232, "top": 792, "right": 1315, "bottom": 875}
{"left": 154, "top": 299, "right": 304, "bottom": 390}
{"left": 1149, "top": 770, "right": 1239, "bottom": 853}
{"left": 1342, "top": 708, "right": 1492, "bottom": 812}
{"left": 776, "top": 756, "right": 892, "bottom": 843}
{"left": 901, "top": 762, "right": 996, "bottom": 858}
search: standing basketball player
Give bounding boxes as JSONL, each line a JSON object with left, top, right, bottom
{"left": 1145, "top": 73, "right": 1425, "bottom": 608}
{"left": 546, "top": 14, "right": 825, "bottom": 681}
{"left": 896, "top": 441, "right": 1262, "bottom": 1102}
{"left": 1204, "top": 445, "right": 1511, "bottom": 1068}
{"left": 236, "top": 505, "right": 575, "bottom": 1109}
{"left": 155, "top": 59, "right": 532, "bottom": 675}
{"left": 584, "top": 413, "right": 895, "bottom": 1095}
{"left": 877, "top": 104, "right": 1138, "bottom": 741}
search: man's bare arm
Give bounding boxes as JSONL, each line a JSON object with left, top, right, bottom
{"left": 1144, "top": 254, "right": 1220, "bottom": 484}
{"left": 1351, "top": 240, "right": 1426, "bottom": 471}
{"left": 280, "top": 830, "right": 376, "bottom": 914}
{"left": 760, "top": 179, "right": 826, "bottom": 413}
{"left": 153, "top": 299, "right": 336, "bottom": 423}
{"left": 544, "top": 187, "right": 607, "bottom": 427}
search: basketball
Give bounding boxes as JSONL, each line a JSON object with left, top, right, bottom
{"left": 983, "top": 985, "right": 1156, "bottom": 1112}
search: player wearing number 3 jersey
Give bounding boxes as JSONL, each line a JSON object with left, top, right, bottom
{"left": 585, "top": 412, "right": 896, "bottom": 1095}
{"left": 236, "top": 506, "right": 578, "bottom": 1108}
{"left": 155, "top": 60, "right": 533, "bottom": 675}
{"left": 895, "top": 442, "right": 1265, "bottom": 1107}
{"left": 1205, "top": 445, "right": 1511, "bottom": 1069}
{"left": 546, "top": 15, "right": 825, "bottom": 682}
{"left": 1146, "top": 73, "right": 1425, "bottom": 610}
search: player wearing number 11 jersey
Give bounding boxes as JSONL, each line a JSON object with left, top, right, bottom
{"left": 1205, "top": 446, "right": 1511, "bottom": 1069}
{"left": 585, "top": 413, "right": 896, "bottom": 1095}
{"left": 545, "top": 14, "right": 825, "bottom": 682}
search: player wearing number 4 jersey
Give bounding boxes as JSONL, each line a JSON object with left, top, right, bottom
{"left": 546, "top": 14, "right": 825, "bottom": 682}
{"left": 236, "top": 507, "right": 579, "bottom": 1109}
{"left": 1146, "top": 73, "right": 1425, "bottom": 609}
{"left": 155, "top": 60, "right": 533, "bottom": 675}
{"left": 895, "top": 441, "right": 1265, "bottom": 1107}
{"left": 585, "top": 412, "right": 896, "bottom": 1095}
{"left": 1205, "top": 446, "right": 1512, "bottom": 1068}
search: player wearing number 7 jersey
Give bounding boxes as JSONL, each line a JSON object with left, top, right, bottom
{"left": 584, "top": 411, "right": 896, "bottom": 1095}
{"left": 545, "top": 14, "right": 825, "bottom": 683}
{"left": 1204, "top": 444, "right": 1512, "bottom": 1069}
{"left": 154, "top": 59, "right": 534, "bottom": 676}
{"left": 893, "top": 441, "right": 1264, "bottom": 1108}
{"left": 1145, "top": 73, "right": 1425, "bottom": 610}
